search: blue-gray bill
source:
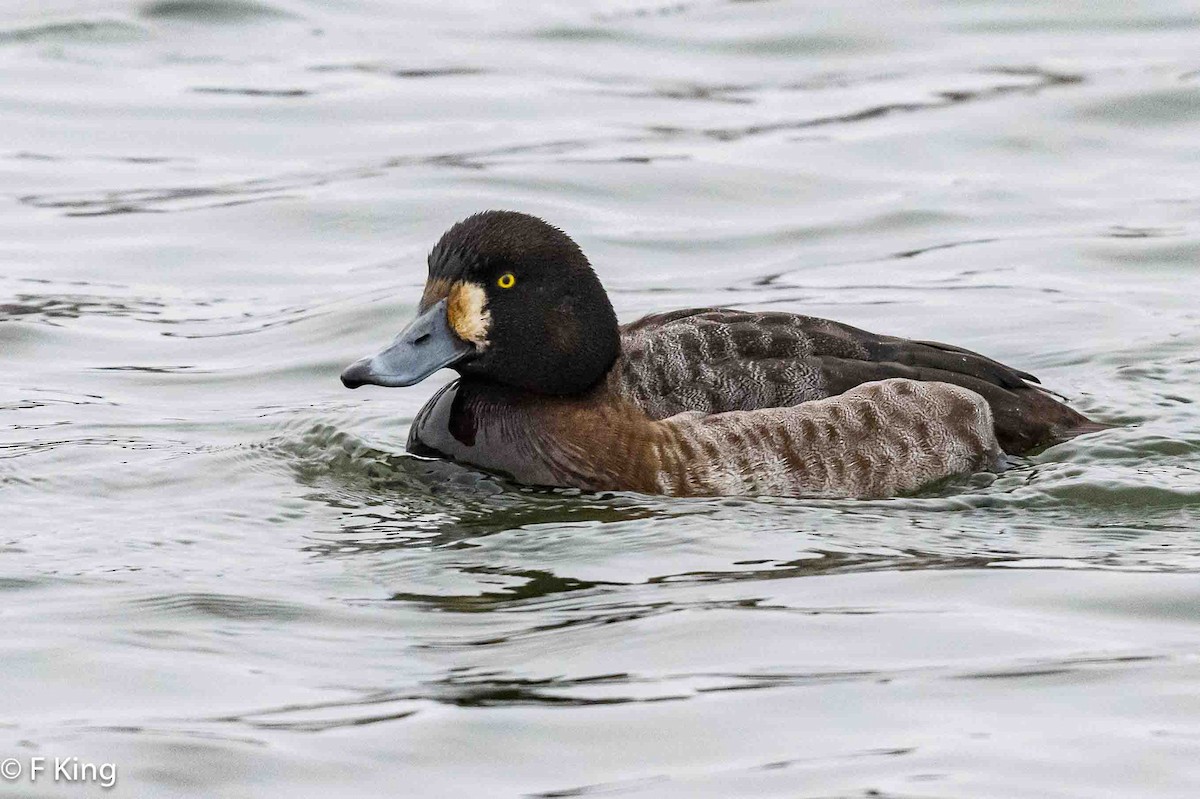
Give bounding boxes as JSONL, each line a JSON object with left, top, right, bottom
{"left": 340, "top": 298, "right": 473, "bottom": 389}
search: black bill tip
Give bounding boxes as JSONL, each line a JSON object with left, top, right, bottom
{"left": 340, "top": 358, "right": 373, "bottom": 389}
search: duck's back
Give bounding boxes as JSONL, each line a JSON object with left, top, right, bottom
{"left": 613, "top": 308, "right": 1099, "bottom": 454}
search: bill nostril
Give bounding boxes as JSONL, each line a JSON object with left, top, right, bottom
{"left": 412, "top": 333, "right": 431, "bottom": 345}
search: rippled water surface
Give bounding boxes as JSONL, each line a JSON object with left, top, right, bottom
{"left": 3, "top": 1, "right": 1200, "bottom": 796}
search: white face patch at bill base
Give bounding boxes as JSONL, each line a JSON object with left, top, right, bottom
{"left": 447, "top": 281, "right": 491, "bottom": 348}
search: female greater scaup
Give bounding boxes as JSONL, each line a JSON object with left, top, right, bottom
{"left": 341, "top": 211, "right": 1104, "bottom": 498}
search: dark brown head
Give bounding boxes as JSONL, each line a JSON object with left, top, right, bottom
{"left": 341, "top": 211, "right": 620, "bottom": 395}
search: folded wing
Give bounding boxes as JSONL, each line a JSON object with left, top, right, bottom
{"left": 617, "top": 308, "right": 1099, "bottom": 453}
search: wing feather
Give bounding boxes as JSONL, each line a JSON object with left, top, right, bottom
{"left": 616, "top": 307, "right": 1098, "bottom": 453}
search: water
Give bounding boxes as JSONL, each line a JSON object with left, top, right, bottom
{"left": 2, "top": 0, "right": 1199, "bottom": 796}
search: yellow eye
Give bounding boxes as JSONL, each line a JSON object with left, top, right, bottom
{"left": 497, "top": 272, "right": 516, "bottom": 289}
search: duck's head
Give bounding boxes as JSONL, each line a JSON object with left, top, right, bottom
{"left": 341, "top": 211, "right": 620, "bottom": 396}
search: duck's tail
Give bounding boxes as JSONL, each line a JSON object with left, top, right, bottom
{"left": 1055, "top": 418, "right": 1116, "bottom": 441}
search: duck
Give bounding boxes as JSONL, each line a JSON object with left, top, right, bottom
{"left": 340, "top": 210, "right": 1104, "bottom": 498}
